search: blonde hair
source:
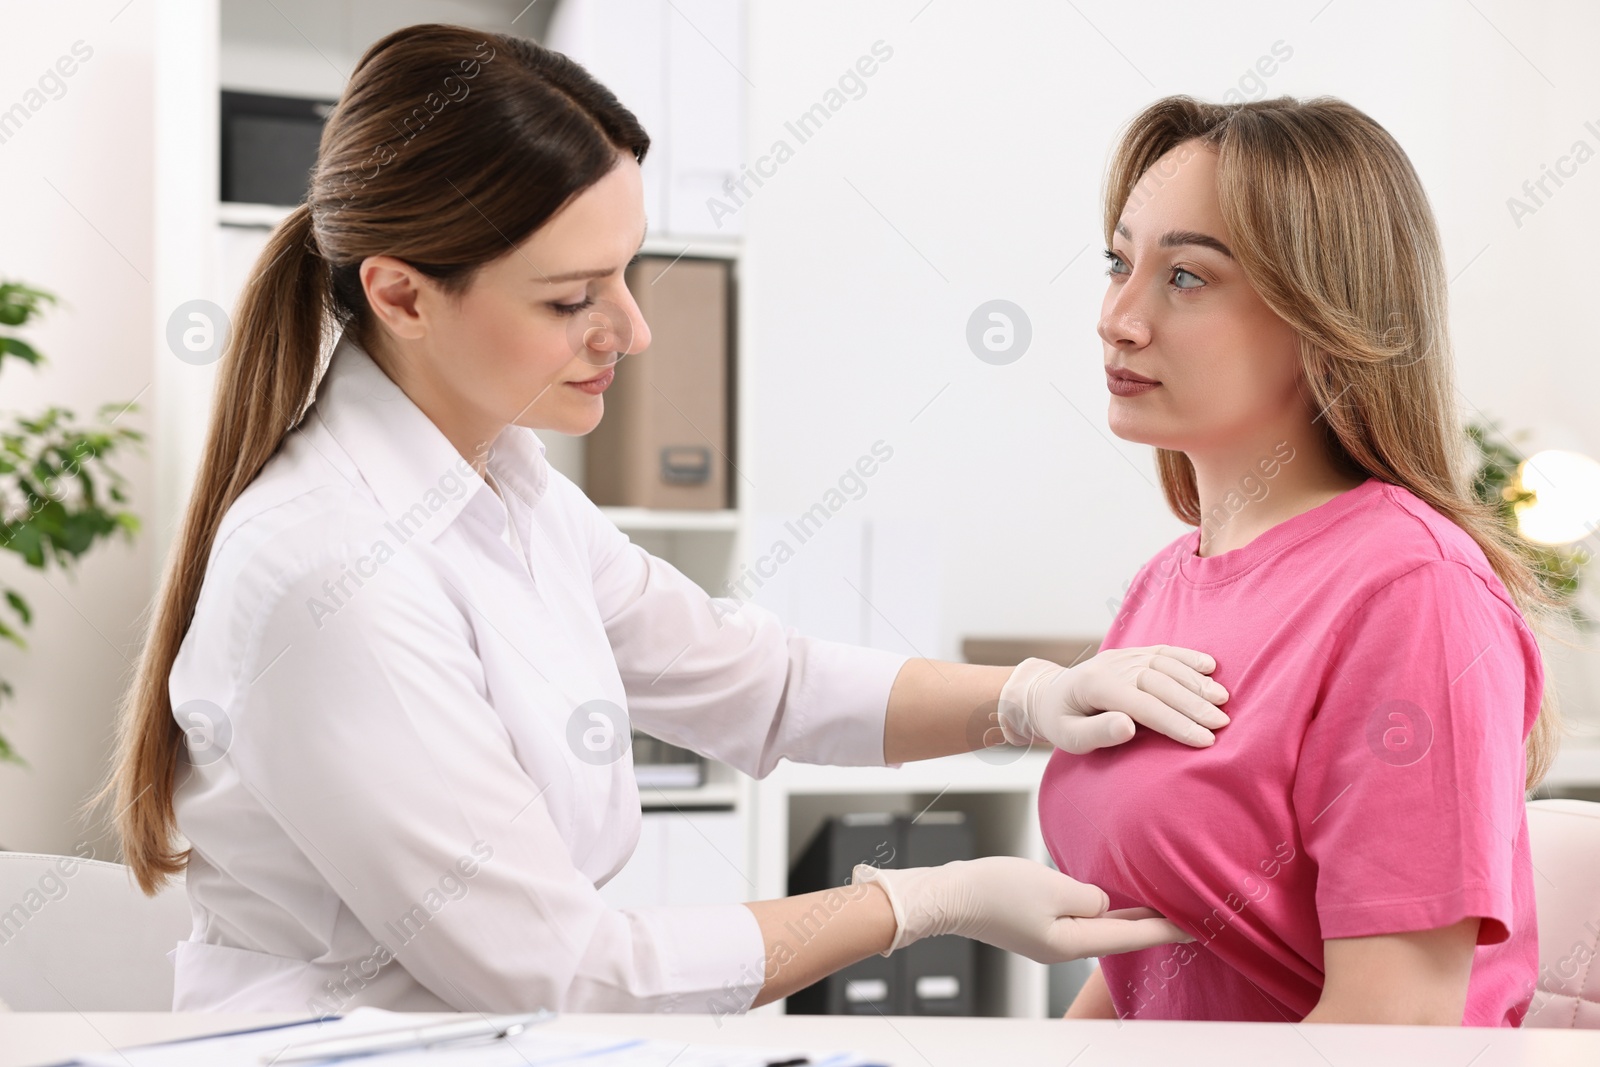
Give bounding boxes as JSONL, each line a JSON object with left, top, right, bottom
{"left": 1104, "top": 95, "right": 1559, "bottom": 790}
{"left": 102, "top": 24, "right": 650, "bottom": 893}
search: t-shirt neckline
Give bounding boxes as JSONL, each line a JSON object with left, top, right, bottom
{"left": 1178, "top": 476, "right": 1383, "bottom": 585}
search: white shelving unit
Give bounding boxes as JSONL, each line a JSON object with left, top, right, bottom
{"left": 751, "top": 750, "right": 1055, "bottom": 1018}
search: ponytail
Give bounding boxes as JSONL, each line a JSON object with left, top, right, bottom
{"left": 102, "top": 204, "right": 329, "bottom": 891}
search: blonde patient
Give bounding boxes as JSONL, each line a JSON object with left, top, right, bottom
{"left": 1035, "top": 95, "right": 1555, "bottom": 1025}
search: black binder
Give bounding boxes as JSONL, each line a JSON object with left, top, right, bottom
{"left": 787, "top": 811, "right": 975, "bottom": 1015}
{"left": 900, "top": 812, "right": 975, "bottom": 1015}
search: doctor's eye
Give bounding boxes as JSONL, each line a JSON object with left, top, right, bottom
{"left": 1102, "top": 249, "right": 1129, "bottom": 277}
{"left": 549, "top": 296, "right": 595, "bottom": 317}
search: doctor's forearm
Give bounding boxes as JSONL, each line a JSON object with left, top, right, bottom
{"left": 882, "top": 658, "right": 1013, "bottom": 763}
{"left": 743, "top": 883, "right": 897, "bottom": 1007}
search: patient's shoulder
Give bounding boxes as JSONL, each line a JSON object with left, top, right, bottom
{"left": 1348, "top": 481, "right": 1501, "bottom": 577}
{"left": 1321, "top": 481, "right": 1529, "bottom": 642}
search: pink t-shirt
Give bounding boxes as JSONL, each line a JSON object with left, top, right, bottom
{"left": 1039, "top": 478, "right": 1541, "bottom": 1025}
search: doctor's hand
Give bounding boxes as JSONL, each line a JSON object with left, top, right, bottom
{"left": 996, "top": 649, "right": 1229, "bottom": 753}
{"left": 851, "top": 856, "right": 1190, "bottom": 963}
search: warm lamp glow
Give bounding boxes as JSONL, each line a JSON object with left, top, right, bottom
{"left": 1514, "top": 450, "right": 1600, "bottom": 546}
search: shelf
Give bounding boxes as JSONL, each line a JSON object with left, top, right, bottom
{"left": 638, "top": 781, "right": 742, "bottom": 810}
{"left": 763, "top": 748, "right": 1053, "bottom": 796}
{"left": 600, "top": 507, "right": 740, "bottom": 532}
{"left": 753, "top": 751, "right": 1053, "bottom": 1019}
{"left": 217, "top": 200, "right": 292, "bottom": 228}
{"left": 639, "top": 236, "right": 741, "bottom": 261}
{"left": 637, "top": 757, "right": 744, "bottom": 810}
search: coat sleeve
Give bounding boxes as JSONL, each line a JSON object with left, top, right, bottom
{"left": 567, "top": 477, "right": 910, "bottom": 778}
{"left": 225, "top": 534, "right": 768, "bottom": 1014}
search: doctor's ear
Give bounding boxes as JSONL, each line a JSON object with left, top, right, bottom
{"left": 359, "top": 255, "right": 432, "bottom": 341}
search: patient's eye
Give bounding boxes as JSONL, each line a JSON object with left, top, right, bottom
{"left": 1171, "top": 267, "right": 1205, "bottom": 290}
{"left": 1103, "top": 249, "right": 1129, "bottom": 276}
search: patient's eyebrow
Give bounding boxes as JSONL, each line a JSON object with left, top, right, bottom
{"left": 1114, "top": 222, "right": 1234, "bottom": 259}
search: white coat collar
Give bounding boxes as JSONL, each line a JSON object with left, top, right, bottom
{"left": 313, "top": 329, "right": 550, "bottom": 541}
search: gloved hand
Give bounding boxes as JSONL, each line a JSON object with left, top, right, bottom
{"left": 996, "top": 648, "right": 1229, "bottom": 754}
{"left": 851, "top": 855, "right": 1190, "bottom": 962}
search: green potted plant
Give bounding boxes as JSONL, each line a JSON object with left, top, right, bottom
{"left": 0, "top": 280, "right": 143, "bottom": 764}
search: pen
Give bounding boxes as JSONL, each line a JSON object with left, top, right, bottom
{"left": 264, "top": 1010, "right": 554, "bottom": 1063}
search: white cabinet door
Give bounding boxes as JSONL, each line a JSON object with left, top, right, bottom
{"left": 545, "top": 0, "right": 746, "bottom": 239}
{"left": 597, "top": 810, "right": 748, "bottom": 908}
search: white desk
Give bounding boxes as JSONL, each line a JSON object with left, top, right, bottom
{"left": 2, "top": 1013, "right": 1597, "bottom": 1067}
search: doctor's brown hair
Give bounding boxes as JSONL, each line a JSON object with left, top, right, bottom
{"left": 103, "top": 23, "right": 650, "bottom": 892}
{"left": 1104, "top": 95, "right": 1559, "bottom": 790}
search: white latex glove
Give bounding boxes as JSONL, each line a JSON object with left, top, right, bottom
{"left": 852, "top": 856, "right": 1190, "bottom": 962}
{"left": 997, "top": 648, "right": 1229, "bottom": 754}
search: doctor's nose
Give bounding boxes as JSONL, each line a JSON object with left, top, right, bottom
{"left": 575, "top": 293, "right": 651, "bottom": 366}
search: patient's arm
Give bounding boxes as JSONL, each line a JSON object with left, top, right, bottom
{"left": 1303, "top": 918, "right": 1479, "bottom": 1025}
{"left": 1065, "top": 963, "right": 1118, "bottom": 1018}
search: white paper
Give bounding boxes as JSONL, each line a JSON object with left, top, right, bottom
{"left": 72, "top": 1006, "right": 879, "bottom": 1067}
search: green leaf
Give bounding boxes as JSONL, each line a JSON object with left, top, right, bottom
{"left": 4, "top": 590, "right": 31, "bottom": 627}
{"left": 3, "top": 523, "right": 44, "bottom": 568}
{"left": 0, "top": 336, "right": 41, "bottom": 365}
{"left": 0, "top": 280, "right": 58, "bottom": 329}
{"left": 0, "top": 728, "right": 28, "bottom": 767}
{"left": 0, "top": 621, "right": 26, "bottom": 650}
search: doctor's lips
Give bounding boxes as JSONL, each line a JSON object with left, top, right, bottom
{"left": 1106, "top": 365, "right": 1160, "bottom": 397}
{"left": 567, "top": 367, "right": 615, "bottom": 395}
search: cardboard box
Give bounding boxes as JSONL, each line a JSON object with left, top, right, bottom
{"left": 585, "top": 256, "right": 731, "bottom": 510}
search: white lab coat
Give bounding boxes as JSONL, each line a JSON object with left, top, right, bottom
{"left": 167, "top": 330, "right": 908, "bottom": 1014}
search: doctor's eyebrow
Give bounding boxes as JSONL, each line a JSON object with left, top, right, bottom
{"left": 532, "top": 228, "right": 649, "bottom": 284}
{"left": 1114, "top": 221, "right": 1234, "bottom": 259}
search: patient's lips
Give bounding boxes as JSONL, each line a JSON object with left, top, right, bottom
{"left": 1107, "top": 364, "right": 1160, "bottom": 397}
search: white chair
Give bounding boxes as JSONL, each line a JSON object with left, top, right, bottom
{"left": 1523, "top": 798, "right": 1600, "bottom": 1028}
{"left": 0, "top": 851, "right": 189, "bottom": 1011}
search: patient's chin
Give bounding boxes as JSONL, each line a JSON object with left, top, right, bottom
{"left": 1106, "top": 407, "right": 1181, "bottom": 449}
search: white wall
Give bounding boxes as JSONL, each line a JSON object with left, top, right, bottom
{"left": 0, "top": 1, "right": 156, "bottom": 855}
{"left": 738, "top": 0, "right": 1600, "bottom": 727}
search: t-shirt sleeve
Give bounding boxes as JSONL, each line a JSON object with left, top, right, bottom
{"left": 1290, "top": 559, "right": 1540, "bottom": 946}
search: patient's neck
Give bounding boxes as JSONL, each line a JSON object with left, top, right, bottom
{"left": 1188, "top": 421, "right": 1367, "bottom": 558}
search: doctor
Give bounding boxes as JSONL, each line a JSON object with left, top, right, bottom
{"left": 107, "top": 24, "right": 1229, "bottom": 1014}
